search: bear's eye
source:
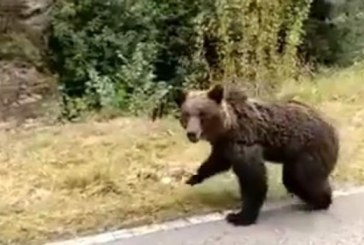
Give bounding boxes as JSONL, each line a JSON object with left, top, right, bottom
{"left": 182, "top": 111, "right": 189, "bottom": 118}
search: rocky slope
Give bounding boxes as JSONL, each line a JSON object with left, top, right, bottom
{"left": 0, "top": 0, "right": 57, "bottom": 123}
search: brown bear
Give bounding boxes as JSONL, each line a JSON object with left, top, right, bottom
{"left": 174, "top": 83, "right": 339, "bottom": 226}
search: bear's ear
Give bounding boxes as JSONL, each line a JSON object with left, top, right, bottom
{"left": 207, "top": 84, "right": 224, "bottom": 104}
{"left": 174, "top": 88, "right": 187, "bottom": 108}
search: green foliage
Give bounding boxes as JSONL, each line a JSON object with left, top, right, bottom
{"left": 331, "top": 0, "right": 364, "bottom": 65}
{"left": 50, "top": 0, "right": 314, "bottom": 118}
{"left": 303, "top": 0, "right": 364, "bottom": 66}
{"left": 50, "top": 0, "right": 164, "bottom": 116}
{"left": 193, "top": 0, "right": 313, "bottom": 89}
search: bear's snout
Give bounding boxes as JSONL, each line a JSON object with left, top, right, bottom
{"left": 185, "top": 117, "right": 202, "bottom": 143}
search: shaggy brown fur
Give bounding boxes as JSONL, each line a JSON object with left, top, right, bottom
{"left": 175, "top": 84, "right": 339, "bottom": 226}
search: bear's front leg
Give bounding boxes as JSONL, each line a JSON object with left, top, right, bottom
{"left": 225, "top": 144, "right": 267, "bottom": 226}
{"left": 186, "top": 145, "right": 232, "bottom": 186}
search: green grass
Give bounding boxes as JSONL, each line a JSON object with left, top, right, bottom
{"left": 1, "top": 63, "right": 364, "bottom": 244}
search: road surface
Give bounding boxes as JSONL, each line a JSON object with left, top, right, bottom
{"left": 109, "top": 191, "right": 364, "bottom": 245}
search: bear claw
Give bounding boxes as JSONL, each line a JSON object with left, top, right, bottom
{"left": 185, "top": 175, "right": 202, "bottom": 185}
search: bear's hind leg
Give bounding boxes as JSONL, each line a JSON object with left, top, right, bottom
{"left": 285, "top": 154, "right": 332, "bottom": 211}
{"left": 226, "top": 145, "right": 268, "bottom": 226}
{"left": 283, "top": 162, "right": 300, "bottom": 197}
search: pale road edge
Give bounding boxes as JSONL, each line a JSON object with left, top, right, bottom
{"left": 45, "top": 186, "right": 364, "bottom": 245}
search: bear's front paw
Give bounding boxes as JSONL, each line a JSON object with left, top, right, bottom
{"left": 225, "top": 211, "right": 257, "bottom": 226}
{"left": 185, "top": 174, "right": 202, "bottom": 186}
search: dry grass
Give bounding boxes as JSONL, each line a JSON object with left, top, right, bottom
{"left": 0, "top": 118, "right": 286, "bottom": 245}
{"left": 1, "top": 63, "right": 364, "bottom": 244}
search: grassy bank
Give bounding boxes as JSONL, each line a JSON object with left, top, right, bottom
{"left": 1, "top": 63, "right": 364, "bottom": 244}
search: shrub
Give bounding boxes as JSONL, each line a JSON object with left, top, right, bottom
{"left": 303, "top": 0, "right": 364, "bottom": 66}
{"left": 50, "top": 0, "right": 314, "bottom": 118}
{"left": 50, "top": 0, "right": 165, "bottom": 116}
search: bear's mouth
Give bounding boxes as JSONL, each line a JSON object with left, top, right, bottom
{"left": 189, "top": 137, "right": 199, "bottom": 143}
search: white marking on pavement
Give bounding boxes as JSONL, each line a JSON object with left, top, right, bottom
{"left": 45, "top": 186, "right": 364, "bottom": 245}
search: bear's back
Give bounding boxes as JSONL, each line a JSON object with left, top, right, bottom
{"left": 223, "top": 90, "right": 338, "bottom": 162}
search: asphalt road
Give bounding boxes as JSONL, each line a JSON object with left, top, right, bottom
{"left": 109, "top": 191, "right": 364, "bottom": 245}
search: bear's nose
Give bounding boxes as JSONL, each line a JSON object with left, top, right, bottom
{"left": 186, "top": 132, "right": 199, "bottom": 143}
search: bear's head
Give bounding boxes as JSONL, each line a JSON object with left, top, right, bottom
{"left": 174, "top": 84, "right": 236, "bottom": 143}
